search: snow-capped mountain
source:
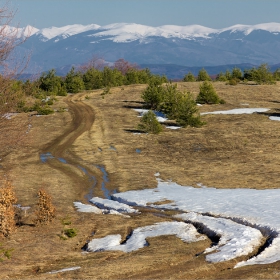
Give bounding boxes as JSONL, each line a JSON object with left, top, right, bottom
{"left": 32, "top": 22, "right": 280, "bottom": 42}
{"left": 16, "top": 22, "right": 280, "bottom": 76}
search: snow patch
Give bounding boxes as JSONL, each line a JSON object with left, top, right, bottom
{"left": 269, "top": 116, "right": 280, "bottom": 121}
{"left": 86, "top": 221, "right": 205, "bottom": 253}
{"left": 112, "top": 178, "right": 280, "bottom": 267}
{"left": 165, "top": 126, "right": 181, "bottom": 130}
{"left": 201, "top": 108, "right": 269, "bottom": 115}
{"left": 73, "top": 202, "right": 102, "bottom": 214}
{"left": 47, "top": 266, "right": 81, "bottom": 274}
{"left": 176, "top": 212, "right": 263, "bottom": 263}
{"left": 90, "top": 197, "right": 139, "bottom": 214}
{"left": 133, "top": 109, "right": 168, "bottom": 122}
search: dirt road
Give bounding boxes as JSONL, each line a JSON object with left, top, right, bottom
{"left": 40, "top": 93, "right": 104, "bottom": 203}
{"left": 43, "top": 94, "right": 95, "bottom": 157}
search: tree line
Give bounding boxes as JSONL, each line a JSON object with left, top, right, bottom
{"left": 183, "top": 64, "right": 280, "bottom": 85}
{"left": 5, "top": 59, "right": 168, "bottom": 115}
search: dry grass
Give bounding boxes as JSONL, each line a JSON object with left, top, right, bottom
{"left": 0, "top": 82, "right": 280, "bottom": 278}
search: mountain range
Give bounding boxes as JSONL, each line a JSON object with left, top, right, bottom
{"left": 15, "top": 22, "right": 280, "bottom": 78}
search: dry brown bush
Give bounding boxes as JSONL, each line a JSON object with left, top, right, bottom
{"left": 0, "top": 179, "right": 17, "bottom": 237}
{"left": 0, "top": 1, "right": 32, "bottom": 159}
{"left": 34, "top": 189, "right": 56, "bottom": 225}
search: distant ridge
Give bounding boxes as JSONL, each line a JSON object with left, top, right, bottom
{"left": 13, "top": 22, "right": 280, "bottom": 77}
{"left": 26, "top": 22, "right": 280, "bottom": 42}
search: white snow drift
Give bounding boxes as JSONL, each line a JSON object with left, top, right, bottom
{"left": 48, "top": 266, "right": 81, "bottom": 274}
{"left": 201, "top": 108, "right": 269, "bottom": 115}
{"left": 134, "top": 109, "right": 168, "bottom": 122}
{"left": 86, "top": 221, "right": 205, "bottom": 253}
{"left": 176, "top": 212, "right": 263, "bottom": 263}
{"left": 73, "top": 196, "right": 138, "bottom": 217}
{"left": 90, "top": 197, "right": 139, "bottom": 214}
{"left": 111, "top": 178, "right": 280, "bottom": 267}
{"left": 73, "top": 202, "right": 102, "bottom": 214}
{"left": 269, "top": 116, "right": 280, "bottom": 121}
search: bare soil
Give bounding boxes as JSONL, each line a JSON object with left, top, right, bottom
{"left": 0, "top": 82, "right": 280, "bottom": 279}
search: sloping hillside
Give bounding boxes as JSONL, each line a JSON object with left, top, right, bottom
{"left": 1, "top": 82, "right": 280, "bottom": 279}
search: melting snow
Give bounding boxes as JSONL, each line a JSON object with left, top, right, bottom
{"left": 2, "top": 113, "right": 17, "bottom": 119}
{"left": 165, "top": 126, "right": 181, "bottom": 130}
{"left": 74, "top": 202, "right": 102, "bottom": 214}
{"left": 269, "top": 116, "right": 280, "bottom": 121}
{"left": 176, "top": 212, "right": 263, "bottom": 263}
{"left": 90, "top": 197, "right": 139, "bottom": 214}
{"left": 86, "top": 221, "right": 205, "bottom": 253}
{"left": 133, "top": 109, "right": 168, "bottom": 122}
{"left": 201, "top": 108, "right": 269, "bottom": 115}
{"left": 73, "top": 201, "right": 133, "bottom": 217}
{"left": 47, "top": 266, "right": 81, "bottom": 274}
{"left": 112, "top": 178, "right": 280, "bottom": 267}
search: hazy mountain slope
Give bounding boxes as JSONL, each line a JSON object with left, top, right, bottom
{"left": 15, "top": 22, "right": 280, "bottom": 76}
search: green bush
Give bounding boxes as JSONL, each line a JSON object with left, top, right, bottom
{"left": 183, "top": 72, "right": 196, "bottom": 82}
{"left": 101, "top": 86, "right": 111, "bottom": 98}
{"left": 273, "top": 68, "right": 280, "bottom": 81}
{"left": 65, "top": 67, "right": 85, "bottom": 93}
{"left": 231, "top": 67, "right": 243, "bottom": 81}
{"left": 196, "top": 81, "right": 223, "bottom": 104}
{"left": 227, "top": 79, "right": 238, "bottom": 86}
{"left": 17, "top": 100, "right": 27, "bottom": 112}
{"left": 0, "top": 244, "right": 13, "bottom": 261}
{"left": 64, "top": 228, "right": 77, "bottom": 238}
{"left": 197, "top": 68, "right": 212, "bottom": 81}
{"left": 171, "top": 92, "right": 204, "bottom": 128}
{"left": 244, "top": 64, "right": 275, "bottom": 85}
{"left": 83, "top": 68, "right": 103, "bottom": 89}
{"left": 141, "top": 82, "right": 204, "bottom": 128}
{"left": 38, "top": 69, "right": 65, "bottom": 96}
{"left": 216, "top": 72, "right": 228, "bottom": 82}
{"left": 141, "top": 82, "right": 165, "bottom": 110}
{"left": 158, "top": 84, "right": 203, "bottom": 127}
{"left": 31, "top": 102, "right": 54, "bottom": 115}
{"left": 138, "top": 110, "right": 162, "bottom": 134}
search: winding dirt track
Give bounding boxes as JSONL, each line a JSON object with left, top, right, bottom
{"left": 43, "top": 94, "right": 95, "bottom": 157}
{"left": 41, "top": 93, "right": 98, "bottom": 201}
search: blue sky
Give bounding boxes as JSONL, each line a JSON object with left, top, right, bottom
{"left": 10, "top": 0, "right": 280, "bottom": 29}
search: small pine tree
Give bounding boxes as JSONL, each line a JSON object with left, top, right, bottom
{"left": 197, "top": 68, "right": 211, "bottom": 81}
{"left": 244, "top": 64, "right": 275, "bottom": 84}
{"left": 231, "top": 67, "right": 243, "bottom": 81}
{"left": 34, "top": 189, "right": 55, "bottom": 225}
{"left": 273, "top": 68, "right": 280, "bottom": 81}
{"left": 196, "top": 81, "right": 223, "bottom": 104}
{"left": 65, "top": 67, "right": 85, "bottom": 93}
{"left": 183, "top": 72, "right": 196, "bottom": 82}
{"left": 0, "top": 181, "right": 17, "bottom": 237}
{"left": 138, "top": 110, "right": 162, "bottom": 134}
{"left": 141, "top": 81, "right": 165, "bottom": 110}
{"left": 216, "top": 72, "right": 227, "bottom": 82}
{"left": 225, "top": 70, "right": 231, "bottom": 80}
{"left": 172, "top": 92, "right": 204, "bottom": 128}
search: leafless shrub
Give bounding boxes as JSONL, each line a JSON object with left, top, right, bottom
{"left": 0, "top": 1, "right": 32, "bottom": 159}
{"left": 78, "top": 55, "right": 106, "bottom": 73}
